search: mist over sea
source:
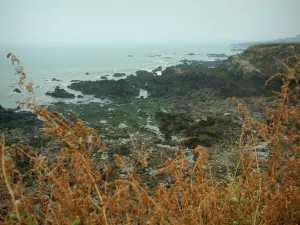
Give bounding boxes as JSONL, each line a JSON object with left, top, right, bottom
{"left": 0, "top": 42, "right": 235, "bottom": 108}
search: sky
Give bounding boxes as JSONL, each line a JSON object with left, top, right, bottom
{"left": 0, "top": 0, "right": 300, "bottom": 45}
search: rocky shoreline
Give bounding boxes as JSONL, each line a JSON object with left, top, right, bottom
{"left": 1, "top": 43, "right": 300, "bottom": 182}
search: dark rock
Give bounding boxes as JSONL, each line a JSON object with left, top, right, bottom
{"left": 45, "top": 86, "right": 75, "bottom": 98}
{"left": 77, "top": 95, "right": 84, "bottom": 98}
{"left": 148, "top": 55, "right": 161, "bottom": 57}
{"left": 71, "top": 80, "right": 80, "bottom": 82}
{"left": 101, "top": 76, "right": 108, "bottom": 80}
{"left": 85, "top": 72, "right": 89, "bottom": 75}
{"left": 207, "top": 53, "right": 228, "bottom": 57}
{"left": 68, "top": 79, "right": 139, "bottom": 99}
{"left": 164, "top": 57, "right": 172, "bottom": 59}
{"left": 113, "top": 73, "right": 126, "bottom": 78}
{"left": 185, "top": 53, "right": 195, "bottom": 56}
{"left": 180, "top": 59, "right": 223, "bottom": 68}
{"left": 36, "top": 86, "right": 40, "bottom": 88}
{"left": 13, "top": 88, "right": 21, "bottom": 93}
{"left": 51, "top": 78, "right": 61, "bottom": 81}
{"left": 0, "top": 106, "right": 42, "bottom": 132}
{"left": 152, "top": 66, "right": 163, "bottom": 74}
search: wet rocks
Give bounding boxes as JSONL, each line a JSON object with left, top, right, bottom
{"left": 51, "top": 78, "right": 61, "bottom": 81}
{"left": 45, "top": 86, "right": 75, "bottom": 98}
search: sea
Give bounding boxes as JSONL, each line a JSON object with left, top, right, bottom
{"left": 0, "top": 42, "right": 237, "bottom": 108}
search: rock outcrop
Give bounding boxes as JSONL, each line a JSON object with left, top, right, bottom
{"left": 223, "top": 43, "right": 300, "bottom": 78}
{"left": 46, "top": 86, "right": 75, "bottom": 98}
{"left": 13, "top": 88, "right": 21, "bottom": 93}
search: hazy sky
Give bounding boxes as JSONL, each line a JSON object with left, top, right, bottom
{"left": 1, "top": 0, "right": 299, "bottom": 45}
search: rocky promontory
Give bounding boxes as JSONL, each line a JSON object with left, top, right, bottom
{"left": 67, "top": 44, "right": 300, "bottom": 100}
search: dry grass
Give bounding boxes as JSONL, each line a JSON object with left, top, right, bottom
{"left": 0, "top": 54, "right": 299, "bottom": 224}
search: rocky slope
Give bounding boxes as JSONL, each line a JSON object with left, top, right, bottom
{"left": 223, "top": 43, "right": 300, "bottom": 78}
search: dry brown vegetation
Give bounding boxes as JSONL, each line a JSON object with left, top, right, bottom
{"left": 0, "top": 54, "right": 299, "bottom": 224}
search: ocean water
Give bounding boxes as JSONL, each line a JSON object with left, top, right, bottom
{"left": 0, "top": 42, "right": 234, "bottom": 108}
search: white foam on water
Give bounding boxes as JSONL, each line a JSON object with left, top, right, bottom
{"left": 137, "top": 89, "right": 148, "bottom": 99}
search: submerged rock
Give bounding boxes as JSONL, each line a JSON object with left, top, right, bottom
{"left": 45, "top": 86, "right": 75, "bottom": 98}
{"left": 51, "top": 78, "right": 61, "bottom": 81}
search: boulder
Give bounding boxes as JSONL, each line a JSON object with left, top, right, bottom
{"left": 51, "top": 78, "right": 61, "bottom": 81}
{"left": 85, "top": 72, "right": 89, "bottom": 75}
{"left": 77, "top": 95, "right": 84, "bottom": 98}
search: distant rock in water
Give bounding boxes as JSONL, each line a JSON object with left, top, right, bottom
{"left": 101, "top": 76, "right": 108, "bottom": 80}
{"left": 51, "top": 78, "right": 61, "bottom": 81}
{"left": 164, "top": 57, "right": 172, "bottom": 59}
{"left": 207, "top": 53, "right": 228, "bottom": 58}
{"left": 185, "top": 53, "right": 195, "bottom": 56}
{"left": 85, "top": 72, "right": 90, "bottom": 75}
{"left": 13, "top": 88, "right": 21, "bottom": 93}
{"left": 71, "top": 80, "right": 80, "bottom": 82}
{"left": 128, "top": 55, "right": 134, "bottom": 57}
{"left": 113, "top": 73, "right": 126, "bottom": 78}
{"left": 45, "top": 86, "right": 75, "bottom": 98}
{"left": 77, "top": 95, "right": 84, "bottom": 98}
{"left": 148, "top": 55, "right": 161, "bottom": 57}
